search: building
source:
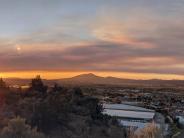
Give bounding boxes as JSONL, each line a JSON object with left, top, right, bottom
{"left": 103, "top": 104, "right": 156, "bottom": 130}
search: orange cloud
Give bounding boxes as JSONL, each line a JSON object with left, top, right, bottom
{"left": 93, "top": 28, "right": 155, "bottom": 49}
{"left": 92, "top": 17, "right": 155, "bottom": 49}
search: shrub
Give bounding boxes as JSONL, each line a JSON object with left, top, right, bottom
{"left": 0, "top": 117, "right": 45, "bottom": 138}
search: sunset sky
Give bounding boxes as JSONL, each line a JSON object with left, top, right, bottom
{"left": 1, "top": 0, "right": 184, "bottom": 79}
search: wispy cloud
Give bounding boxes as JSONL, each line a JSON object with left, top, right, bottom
{"left": 0, "top": 0, "right": 184, "bottom": 78}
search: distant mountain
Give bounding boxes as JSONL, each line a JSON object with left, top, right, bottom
{"left": 4, "top": 78, "right": 52, "bottom": 86}
{"left": 56, "top": 73, "right": 128, "bottom": 84}
{"left": 71, "top": 73, "right": 103, "bottom": 81}
{"left": 60, "top": 73, "right": 107, "bottom": 84}
{"left": 56, "top": 73, "right": 184, "bottom": 87}
{"left": 3, "top": 73, "right": 184, "bottom": 87}
{"left": 4, "top": 78, "right": 31, "bottom": 86}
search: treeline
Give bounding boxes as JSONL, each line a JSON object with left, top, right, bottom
{"left": 0, "top": 76, "right": 127, "bottom": 138}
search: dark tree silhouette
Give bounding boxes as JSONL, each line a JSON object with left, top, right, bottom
{"left": 30, "top": 75, "right": 47, "bottom": 94}
{"left": 0, "top": 78, "right": 6, "bottom": 88}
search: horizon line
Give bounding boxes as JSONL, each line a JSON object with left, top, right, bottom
{"left": 1, "top": 71, "right": 184, "bottom": 81}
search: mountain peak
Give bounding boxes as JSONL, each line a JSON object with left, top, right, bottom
{"left": 84, "top": 73, "right": 98, "bottom": 76}
{"left": 73, "top": 73, "right": 100, "bottom": 78}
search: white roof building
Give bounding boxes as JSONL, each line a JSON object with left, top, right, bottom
{"left": 103, "top": 104, "right": 154, "bottom": 112}
{"left": 102, "top": 103, "right": 156, "bottom": 130}
{"left": 103, "top": 109, "right": 155, "bottom": 120}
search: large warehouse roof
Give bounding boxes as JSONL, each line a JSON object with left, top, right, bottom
{"left": 103, "top": 104, "right": 154, "bottom": 112}
{"left": 103, "top": 109, "right": 155, "bottom": 120}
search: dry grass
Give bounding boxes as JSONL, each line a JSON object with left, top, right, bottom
{"left": 129, "top": 123, "right": 163, "bottom": 138}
